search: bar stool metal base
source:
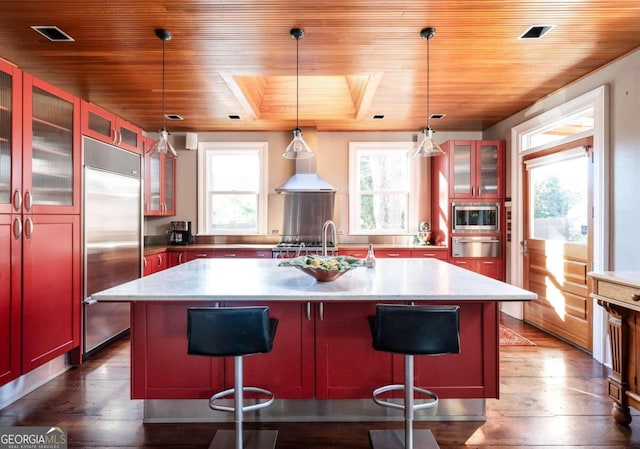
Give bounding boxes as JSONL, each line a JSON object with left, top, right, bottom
{"left": 208, "top": 430, "right": 278, "bottom": 449}
{"left": 369, "top": 429, "right": 439, "bottom": 449}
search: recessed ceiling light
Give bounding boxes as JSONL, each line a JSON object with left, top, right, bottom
{"left": 31, "top": 26, "right": 75, "bottom": 42}
{"left": 228, "top": 114, "right": 241, "bottom": 120}
{"left": 372, "top": 114, "right": 385, "bottom": 120}
{"left": 519, "top": 25, "right": 554, "bottom": 39}
{"left": 165, "top": 114, "right": 183, "bottom": 121}
{"left": 429, "top": 113, "right": 446, "bottom": 120}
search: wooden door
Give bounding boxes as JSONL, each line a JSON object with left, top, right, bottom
{"left": 522, "top": 137, "right": 593, "bottom": 351}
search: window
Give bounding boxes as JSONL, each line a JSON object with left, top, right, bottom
{"left": 348, "top": 142, "right": 418, "bottom": 235}
{"left": 197, "top": 142, "right": 268, "bottom": 235}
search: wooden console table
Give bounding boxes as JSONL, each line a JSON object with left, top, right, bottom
{"left": 590, "top": 271, "right": 640, "bottom": 426}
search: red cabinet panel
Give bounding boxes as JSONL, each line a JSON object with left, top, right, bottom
{"left": 0, "top": 215, "right": 21, "bottom": 385}
{"left": 450, "top": 258, "right": 504, "bottom": 281}
{"left": 406, "top": 301, "right": 499, "bottom": 399}
{"left": 81, "top": 100, "right": 141, "bottom": 153}
{"left": 444, "top": 140, "right": 504, "bottom": 200}
{"left": 315, "top": 302, "right": 393, "bottom": 399}
{"left": 0, "top": 60, "right": 22, "bottom": 216}
{"left": 131, "top": 302, "right": 223, "bottom": 399}
{"left": 144, "top": 137, "right": 176, "bottom": 216}
{"left": 21, "top": 214, "right": 81, "bottom": 372}
{"left": 22, "top": 74, "right": 81, "bottom": 215}
{"left": 410, "top": 248, "right": 448, "bottom": 260}
{"left": 143, "top": 251, "right": 167, "bottom": 276}
{"left": 224, "top": 301, "right": 314, "bottom": 398}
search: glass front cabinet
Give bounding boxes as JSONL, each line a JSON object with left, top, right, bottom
{"left": 445, "top": 140, "right": 504, "bottom": 200}
{"left": 23, "top": 74, "right": 80, "bottom": 214}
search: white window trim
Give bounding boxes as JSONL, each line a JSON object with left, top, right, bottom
{"left": 509, "top": 85, "right": 609, "bottom": 365}
{"left": 197, "top": 141, "right": 269, "bottom": 235}
{"left": 348, "top": 141, "right": 419, "bottom": 235}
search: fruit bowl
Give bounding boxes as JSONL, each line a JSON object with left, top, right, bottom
{"left": 279, "top": 255, "right": 364, "bottom": 282}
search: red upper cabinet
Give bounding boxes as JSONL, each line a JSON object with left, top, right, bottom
{"left": 81, "top": 100, "right": 141, "bottom": 153}
{"left": 0, "top": 60, "right": 22, "bottom": 216}
{"left": 443, "top": 140, "right": 504, "bottom": 200}
{"left": 22, "top": 74, "right": 81, "bottom": 215}
{"left": 143, "top": 136, "right": 176, "bottom": 216}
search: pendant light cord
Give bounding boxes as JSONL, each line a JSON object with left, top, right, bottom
{"left": 426, "top": 33, "right": 430, "bottom": 130}
{"left": 296, "top": 33, "right": 300, "bottom": 129}
{"left": 162, "top": 37, "right": 166, "bottom": 131}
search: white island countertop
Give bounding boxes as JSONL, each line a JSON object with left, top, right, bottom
{"left": 90, "top": 258, "right": 537, "bottom": 303}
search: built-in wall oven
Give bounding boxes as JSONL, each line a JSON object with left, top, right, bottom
{"left": 452, "top": 236, "right": 501, "bottom": 258}
{"left": 451, "top": 202, "right": 500, "bottom": 234}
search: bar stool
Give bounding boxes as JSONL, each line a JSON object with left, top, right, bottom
{"left": 187, "top": 306, "right": 279, "bottom": 449}
{"left": 368, "top": 304, "right": 460, "bottom": 449}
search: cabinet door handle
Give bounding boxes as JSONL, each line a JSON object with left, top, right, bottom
{"left": 306, "top": 302, "right": 311, "bottom": 321}
{"left": 157, "top": 255, "right": 163, "bottom": 267}
{"left": 12, "top": 189, "right": 21, "bottom": 212}
{"left": 143, "top": 257, "right": 147, "bottom": 268}
{"left": 13, "top": 217, "right": 22, "bottom": 240}
{"left": 632, "top": 293, "right": 640, "bottom": 302}
{"left": 319, "top": 302, "right": 324, "bottom": 321}
{"left": 386, "top": 253, "right": 401, "bottom": 257}
{"left": 111, "top": 128, "right": 117, "bottom": 144}
{"left": 117, "top": 130, "right": 122, "bottom": 145}
{"left": 24, "top": 191, "right": 33, "bottom": 212}
{"left": 178, "top": 252, "right": 183, "bottom": 264}
{"left": 24, "top": 217, "right": 33, "bottom": 239}
{"left": 222, "top": 253, "right": 237, "bottom": 257}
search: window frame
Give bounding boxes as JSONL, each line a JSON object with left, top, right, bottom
{"left": 348, "top": 141, "right": 419, "bottom": 235}
{"left": 197, "top": 141, "right": 268, "bottom": 235}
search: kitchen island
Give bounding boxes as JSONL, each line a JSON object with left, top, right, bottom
{"left": 91, "top": 258, "right": 536, "bottom": 423}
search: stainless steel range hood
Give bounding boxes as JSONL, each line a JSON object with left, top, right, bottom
{"left": 275, "top": 158, "right": 336, "bottom": 193}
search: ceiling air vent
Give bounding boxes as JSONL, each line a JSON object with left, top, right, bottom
{"left": 519, "top": 25, "right": 554, "bottom": 40}
{"left": 429, "top": 113, "right": 446, "bottom": 120}
{"left": 372, "top": 114, "right": 385, "bottom": 120}
{"left": 31, "top": 26, "right": 75, "bottom": 42}
{"left": 228, "top": 114, "right": 241, "bottom": 120}
{"left": 165, "top": 114, "right": 183, "bottom": 121}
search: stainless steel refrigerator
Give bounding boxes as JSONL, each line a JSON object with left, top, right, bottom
{"left": 82, "top": 137, "right": 142, "bottom": 356}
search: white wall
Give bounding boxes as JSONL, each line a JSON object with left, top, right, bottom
{"left": 484, "top": 48, "right": 640, "bottom": 271}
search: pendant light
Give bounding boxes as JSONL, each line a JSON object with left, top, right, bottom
{"left": 414, "top": 27, "right": 444, "bottom": 157}
{"left": 147, "top": 28, "right": 178, "bottom": 158}
{"left": 282, "top": 28, "right": 314, "bottom": 160}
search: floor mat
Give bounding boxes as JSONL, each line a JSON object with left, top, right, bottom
{"left": 499, "top": 324, "right": 536, "bottom": 346}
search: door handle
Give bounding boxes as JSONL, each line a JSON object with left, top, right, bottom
{"left": 318, "top": 302, "right": 324, "bottom": 321}
{"left": 12, "top": 189, "right": 21, "bottom": 212}
{"left": 520, "top": 240, "right": 528, "bottom": 255}
{"left": 24, "top": 217, "right": 33, "bottom": 239}
{"left": 24, "top": 190, "right": 33, "bottom": 212}
{"left": 306, "top": 302, "right": 311, "bottom": 321}
{"left": 13, "top": 217, "right": 22, "bottom": 240}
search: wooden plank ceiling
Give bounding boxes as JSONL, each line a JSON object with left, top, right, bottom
{"left": 0, "top": 0, "right": 639, "bottom": 134}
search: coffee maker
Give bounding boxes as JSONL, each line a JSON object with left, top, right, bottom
{"left": 168, "top": 221, "right": 193, "bottom": 245}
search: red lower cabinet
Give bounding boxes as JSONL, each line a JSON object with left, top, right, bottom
{"left": 21, "top": 214, "right": 81, "bottom": 372}
{"left": 224, "top": 301, "right": 315, "bottom": 398}
{"left": 315, "top": 302, "right": 393, "bottom": 399}
{"left": 407, "top": 301, "right": 499, "bottom": 399}
{"left": 131, "top": 302, "right": 224, "bottom": 399}
{"left": 0, "top": 215, "right": 21, "bottom": 385}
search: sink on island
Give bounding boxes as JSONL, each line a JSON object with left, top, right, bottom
{"left": 90, "top": 257, "right": 536, "bottom": 423}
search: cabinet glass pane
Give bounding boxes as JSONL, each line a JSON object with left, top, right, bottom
{"left": 119, "top": 126, "right": 138, "bottom": 148}
{"left": 453, "top": 143, "right": 471, "bottom": 195}
{"left": 0, "top": 71, "right": 11, "bottom": 204}
{"left": 31, "top": 87, "right": 74, "bottom": 206}
{"left": 479, "top": 143, "right": 499, "bottom": 195}
{"left": 149, "top": 154, "right": 160, "bottom": 210}
{"left": 164, "top": 156, "right": 174, "bottom": 211}
{"left": 88, "top": 111, "right": 112, "bottom": 138}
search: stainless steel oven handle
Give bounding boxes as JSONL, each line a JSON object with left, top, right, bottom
{"left": 454, "top": 238, "right": 500, "bottom": 243}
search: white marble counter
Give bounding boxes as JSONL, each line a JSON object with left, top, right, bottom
{"left": 91, "top": 258, "right": 536, "bottom": 303}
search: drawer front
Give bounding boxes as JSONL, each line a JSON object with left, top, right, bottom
{"left": 595, "top": 280, "right": 640, "bottom": 307}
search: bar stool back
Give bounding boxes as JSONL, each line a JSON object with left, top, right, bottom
{"left": 369, "top": 304, "right": 460, "bottom": 449}
{"left": 187, "top": 306, "right": 278, "bottom": 449}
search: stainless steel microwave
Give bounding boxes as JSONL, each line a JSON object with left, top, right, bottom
{"left": 451, "top": 202, "right": 500, "bottom": 234}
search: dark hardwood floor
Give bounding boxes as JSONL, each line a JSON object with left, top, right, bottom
{"left": 2, "top": 314, "right": 640, "bottom": 448}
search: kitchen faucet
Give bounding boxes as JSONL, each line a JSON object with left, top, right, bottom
{"left": 321, "top": 220, "right": 337, "bottom": 257}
